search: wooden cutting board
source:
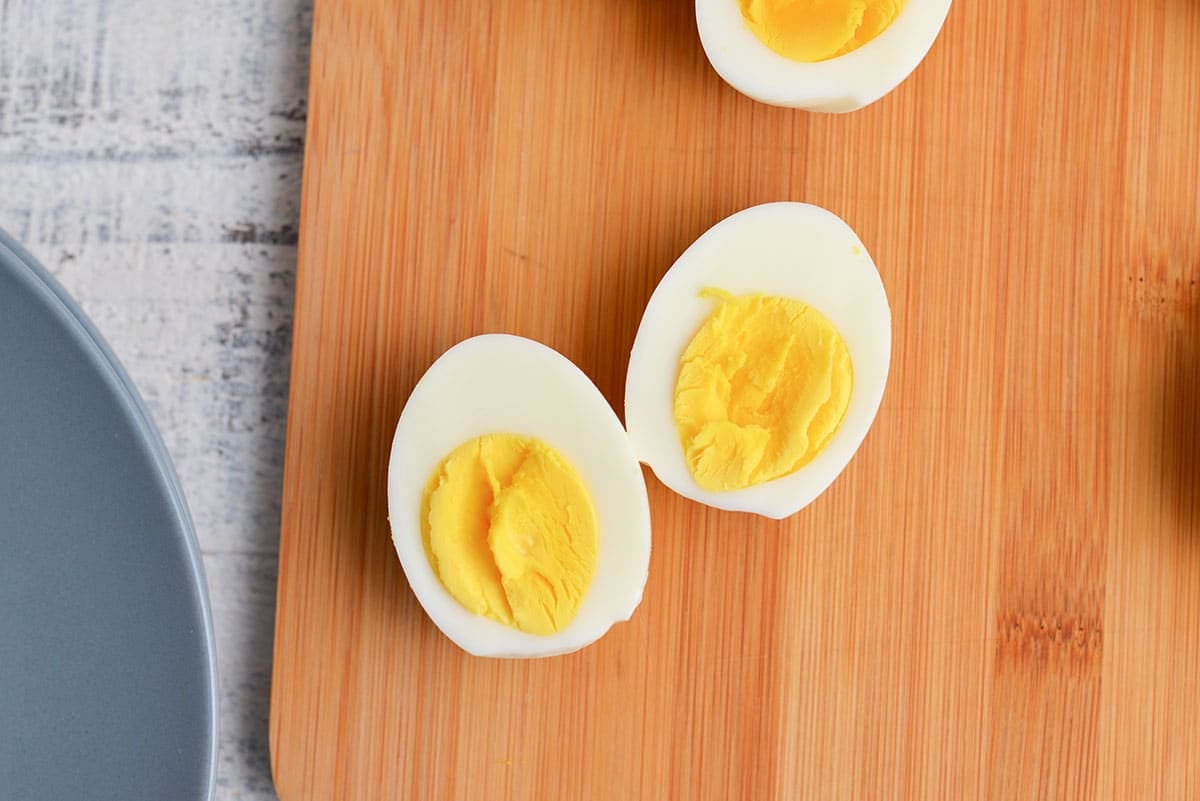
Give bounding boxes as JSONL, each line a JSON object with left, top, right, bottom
{"left": 269, "top": 1, "right": 1200, "bottom": 798}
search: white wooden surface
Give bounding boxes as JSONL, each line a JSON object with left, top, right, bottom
{"left": 1, "top": 2, "right": 310, "bottom": 797}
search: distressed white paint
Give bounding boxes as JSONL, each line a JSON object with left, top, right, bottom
{"left": 1, "top": 2, "right": 312, "bottom": 798}
{"left": 0, "top": 0, "right": 309, "bottom": 159}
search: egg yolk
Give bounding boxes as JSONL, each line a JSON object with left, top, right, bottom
{"left": 674, "top": 289, "right": 853, "bottom": 492}
{"left": 739, "top": 0, "right": 905, "bottom": 62}
{"left": 421, "top": 434, "right": 598, "bottom": 636}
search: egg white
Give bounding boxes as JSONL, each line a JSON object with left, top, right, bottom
{"left": 696, "top": 0, "right": 953, "bottom": 112}
{"left": 625, "top": 202, "right": 891, "bottom": 519}
{"left": 387, "top": 334, "right": 652, "bottom": 658}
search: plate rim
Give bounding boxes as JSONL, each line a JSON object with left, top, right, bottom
{"left": 0, "top": 228, "right": 220, "bottom": 801}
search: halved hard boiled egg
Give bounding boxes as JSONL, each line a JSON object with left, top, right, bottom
{"left": 389, "top": 204, "right": 890, "bottom": 656}
{"left": 387, "top": 335, "right": 652, "bottom": 658}
{"left": 696, "top": 0, "right": 953, "bottom": 111}
{"left": 625, "top": 202, "right": 891, "bottom": 519}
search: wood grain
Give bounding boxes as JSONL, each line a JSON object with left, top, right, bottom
{"left": 270, "top": 1, "right": 1200, "bottom": 798}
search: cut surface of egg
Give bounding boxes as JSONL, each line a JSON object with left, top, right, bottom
{"left": 388, "top": 335, "right": 651, "bottom": 658}
{"left": 626, "top": 202, "right": 891, "bottom": 519}
{"left": 696, "top": 0, "right": 952, "bottom": 111}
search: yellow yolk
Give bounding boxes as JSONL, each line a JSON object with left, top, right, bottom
{"left": 421, "top": 434, "right": 598, "bottom": 636}
{"left": 674, "top": 290, "right": 853, "bottom": 492}
{"left": 738, "top": 0, "right": 905, "bottom": 62}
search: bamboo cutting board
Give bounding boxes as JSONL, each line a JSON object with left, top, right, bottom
{"left": 270, "top": 1, "right": 1200, "bottom": 798}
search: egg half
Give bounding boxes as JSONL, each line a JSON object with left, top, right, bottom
{"left": 387, "top": 335, "right": 652, "bottom": 658}
{"left": 696, "top": 0, "right": 952, "bottom": 112}
{"left": 625, "top": 202, "right": 891, "bottom": 519}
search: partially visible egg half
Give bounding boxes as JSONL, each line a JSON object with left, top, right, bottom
{"left": 387, "top": 335, "right": 652, "bottom": 658}
{"left": 625, "top": 202, "right": 891, "bottom": 519}
{"left": 696, "top": 0, "right": 952, "bottom": 112}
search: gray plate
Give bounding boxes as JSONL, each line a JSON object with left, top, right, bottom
{"left": 0, "top": 232, "right": 217, "bottom": 801}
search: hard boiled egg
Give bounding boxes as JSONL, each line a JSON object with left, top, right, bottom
{"left": 696, "top": 0, "right": 952, "bottom": 111}
{"left": 390, "top": 207, "right": 889, "bottom": 653}
{"left": 625, "top": 202, "right": 891, "bottom": 519}
{"left": 387, "top": 335, "right": 651, "bottom": 658}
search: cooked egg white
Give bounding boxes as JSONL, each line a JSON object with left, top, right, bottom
{"left": 388, "top": 335, "right": 652, "bottom": 658}
{"left": 696, "top": 0, "right": 952, "bottom": 111}
{"left": 625, "top": 202, "right": 891, "bottom": 519}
